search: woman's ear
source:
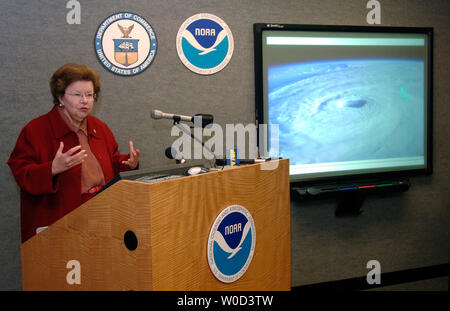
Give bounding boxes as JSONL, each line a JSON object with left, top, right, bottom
{"left": 57, "top": 96, "right": 65, "bottom": 108}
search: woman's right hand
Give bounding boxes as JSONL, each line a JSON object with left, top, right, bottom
{"left": 51, "top": 142, "right": 88, "bottom": 176}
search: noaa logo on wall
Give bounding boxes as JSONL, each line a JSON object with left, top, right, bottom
{"left": 176, "top": 13, "right": 234, "bottom": 75}
{"left": 207, "top": 205, "right": 256, "bottom": 283}
{"left": 95, "top": 12, "right": 157, "bottom": 76}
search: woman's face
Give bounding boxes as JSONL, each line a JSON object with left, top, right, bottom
{"left": 58, "top": 80, "right": 95, "bottom": 124}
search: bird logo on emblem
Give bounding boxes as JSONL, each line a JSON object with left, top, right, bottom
{"left": 118, "top": 24, "right": 134, "bottom": 38}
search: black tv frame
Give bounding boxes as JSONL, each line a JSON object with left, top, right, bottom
{"left": 254, "top": 23, "right": 433, "bottom": 214}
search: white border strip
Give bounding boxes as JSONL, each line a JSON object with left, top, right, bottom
{"left": 266, "top": 37, "right": 425, "bottom": 46}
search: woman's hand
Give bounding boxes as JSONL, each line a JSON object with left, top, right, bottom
{"left": 122, "top": 141, "right": 140, "bottom": 169}
{"left": 51, "top": 142, "right": 88, "bottom": 176}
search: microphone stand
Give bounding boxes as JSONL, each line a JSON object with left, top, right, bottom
{"left": 173, "top": 120, "right": 217, "bottom": 169}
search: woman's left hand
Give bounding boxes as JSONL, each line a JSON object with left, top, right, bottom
{"left": 122, "top": 141, "right": 140, "bottom": 169}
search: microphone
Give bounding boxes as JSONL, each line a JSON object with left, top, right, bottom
{"left": 151, "top": 109, "right": 213, "bottom": 128}
{"left": 165, "top": 147, "right": 186, "bottom": 164}
{"left": 152, "top": 109, "right": 192, "bottom": 122}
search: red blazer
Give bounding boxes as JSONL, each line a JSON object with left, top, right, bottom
{"left": 8, "top": 106, "right": 133, "bottom": 242}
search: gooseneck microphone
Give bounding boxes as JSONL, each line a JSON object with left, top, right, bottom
{"left": 165, "top": 147, "right": 186, "bottom": 164}
{"left": 151, "top": 109, "right": 213, "bottom": 128}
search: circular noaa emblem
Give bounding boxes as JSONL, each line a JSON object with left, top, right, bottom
{"left": 207, "top": 205, "right": 256, "bottom": 283}
{"left": 176, "top": 13, "right": 234, "bottom": 75}
{"left": 94, "top": 12, "right": 157, "bottom": 76}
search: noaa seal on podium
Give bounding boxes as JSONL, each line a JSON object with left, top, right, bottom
{"left": 207, "top": 205, "right": 256, "bottom": 283}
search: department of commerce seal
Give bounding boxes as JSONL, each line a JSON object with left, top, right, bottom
{"left": 95, "top": 12, "right": 157, "bottom": 76}
{"left": 207, "top": 205, "right": 256, "bottom": 283}
{"left": 176, "top": 13, "right": 234, "bottom": 75}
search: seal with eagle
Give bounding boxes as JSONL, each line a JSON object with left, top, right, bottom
{"left": 118, "top": 24, "right": 134, "bottom": 38}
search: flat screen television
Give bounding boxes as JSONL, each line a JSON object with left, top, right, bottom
{"left": 254, "top": 23, "right": 433, "bottom": 198}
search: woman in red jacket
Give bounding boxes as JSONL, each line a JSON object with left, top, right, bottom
{"left": 8, "top": 63, "right": 140, "bottom": 242}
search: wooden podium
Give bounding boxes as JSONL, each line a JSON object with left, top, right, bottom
{"left": 21, "top": 159, "right": 290, "bottom": 291}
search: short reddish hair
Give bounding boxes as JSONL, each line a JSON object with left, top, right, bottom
{"left": 49, "top": 63, "right": 101, "bottom": 105}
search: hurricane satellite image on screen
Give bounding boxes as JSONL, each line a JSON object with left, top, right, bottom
{"left": 268, "top": 59, "right": 425, "bottom": 166}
